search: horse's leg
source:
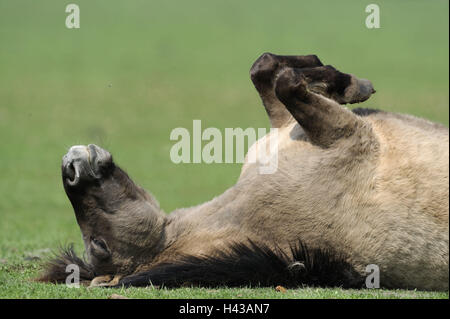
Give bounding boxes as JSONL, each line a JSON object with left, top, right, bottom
{"left": 250, "top": 53, "right": 375, "bottom": 128}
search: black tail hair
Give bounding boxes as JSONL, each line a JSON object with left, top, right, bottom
{"left": 35, "top": 244, "right": 95, "bottom": 283}
{"left": 114, "top": 240, "right": 365, "bottom": 289}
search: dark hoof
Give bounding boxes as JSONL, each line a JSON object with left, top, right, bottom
{"left": 343, "top": 76, "right": 376, "bottom": 104}
{"left": 274, "top": 68, "right": 310, "bottom": 103}
{"left": 250, "top": 52, "right": 279, "bottom": 85}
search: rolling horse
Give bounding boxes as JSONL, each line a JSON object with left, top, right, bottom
{"left": 38, "top": 53, "right": 449, "bottom": 291}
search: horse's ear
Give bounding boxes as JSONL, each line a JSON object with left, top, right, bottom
{"left": 275, "top": 68, "right": 376, "bottom": 148}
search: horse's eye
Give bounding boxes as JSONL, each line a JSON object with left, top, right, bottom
{"left": 89, "top": 236, "right": 111, "bottom": 261}
{"left": 90, "top": 236, "right": 109, "bottom": 253}
{"left": 93, "top": 238, "right": 107, "bottom": 250}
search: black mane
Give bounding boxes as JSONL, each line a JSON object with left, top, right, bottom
{"left": 113, "top": 240, "right": 365, "bottom": 289}
{"left": 36, "top": 244, "right": 95, "bottom": 283}
{"left": 351, "top": 107, "right": 381, "bottom": 117}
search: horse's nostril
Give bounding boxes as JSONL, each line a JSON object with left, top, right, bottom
{"left": 62, "top": 145, "right": 91, "bottom": 187}
{"left": 66, "top": 162, "right": 75, "bottom": 181}
{"left": 87, "top": 144, "right": 112, "bottom": 172}
{"left": 63, "top": 160, "right": 81, "bottom": 186}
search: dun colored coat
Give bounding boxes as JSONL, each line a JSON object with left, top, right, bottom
{"left": 38, "top": 53, "right": 449, "bottom": 291}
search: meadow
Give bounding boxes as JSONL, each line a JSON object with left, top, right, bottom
{"left": 0, "top": 0, "right": 448, "bottom": 299}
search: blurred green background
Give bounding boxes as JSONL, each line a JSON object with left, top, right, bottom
{"left": 0, "top": 0, "right": 448, "bottom": 298}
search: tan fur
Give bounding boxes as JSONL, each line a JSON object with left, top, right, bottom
{"left": 54, "top": 54, "right": 448, "bottom": 291}
{"left": 157, "top": 110, "right": 448, "bottom": 290}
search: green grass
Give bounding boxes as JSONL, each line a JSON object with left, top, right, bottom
{"left": 0, "top": 0, "right": 448, "bottom": 299}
